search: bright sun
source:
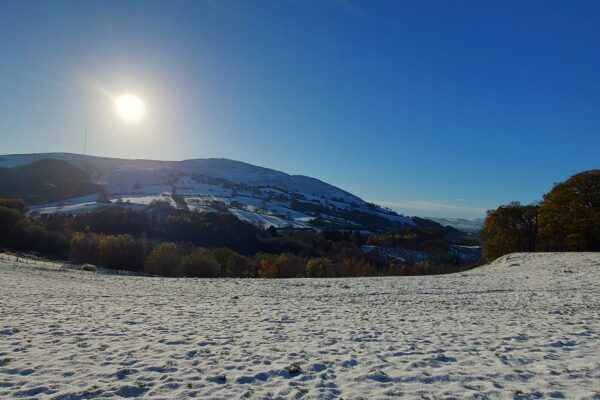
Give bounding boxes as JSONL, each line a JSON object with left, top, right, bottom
{"left": 115, "top": 94, "right": 145, "bottom": 121}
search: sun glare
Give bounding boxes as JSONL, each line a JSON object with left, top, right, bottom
{"left": 115, "top": 94, "right": 145, "bottom": 121}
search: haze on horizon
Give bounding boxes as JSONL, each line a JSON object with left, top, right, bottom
{"left": 1, "top": 0, "right": 599, "bottom": 218}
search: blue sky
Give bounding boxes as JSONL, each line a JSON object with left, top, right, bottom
{"left": 1, "top": 0, "right": 599, "bottom": 218}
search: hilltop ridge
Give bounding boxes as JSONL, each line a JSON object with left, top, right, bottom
{"left": 0, "top": 153, "right": 414, "bottom": 231}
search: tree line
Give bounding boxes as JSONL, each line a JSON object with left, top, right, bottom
{"left": 0, "top": 192, "right": 478, "bottom": 278}
{"left": 482, "top": 170, "right": 600, "bottom": 259}
{"left": 0, "top": 198, "right": 474, "bottom": 277}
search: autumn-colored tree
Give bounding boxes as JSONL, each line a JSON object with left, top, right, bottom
{"left": 0, "top": 198, "right": 26, "bottom": 212}
{"left": 481, "top": 202, "right": 539, "bottom": 260}
{"left": 538, "top": 170, "right": 600, "bottom": 251}
{"left": 179, "top": 248, "right": 221, "bottom": 277}
{"left": 335, "top": 257, "right": 374, "bottom": 277}
{"left": 97, "top": 234, "right": 144, "bottom": 271}
{"left": 306, "top": 258, "right": 334, "bottom": 278}
{"left": 206, "top": 247, "right": 255, "bottom": 277}
{"left": 256, "top": 254, "right": 279, "bottom": 278}
{"left": 213, "top": 247, "right": 247, "bottom": 277}
{"left": 275, "top": 253, "right": 306, "bottom": 278}
{"left": 145, "top": 243, "right": 182, "bottom": 277}
{"left": 69, "top": 232, "right": 100, "bottom": 264}
{"left": 225, "top": 252, "right": 255, "bottom": 277}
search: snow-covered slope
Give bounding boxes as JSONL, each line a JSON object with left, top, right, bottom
{"left": 1, "top": 252, "right": 599, "bottom": 398}
{"left": 0, "top": 153, "right": 414, "bottom": 230}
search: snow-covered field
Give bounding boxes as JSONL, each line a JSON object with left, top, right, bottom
{"left": 1, "top": 252, "right": 599, "bottom": 399}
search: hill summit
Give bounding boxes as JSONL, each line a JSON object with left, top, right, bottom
{"left": 0, "top": 153, "right": 414, "bottom": 231}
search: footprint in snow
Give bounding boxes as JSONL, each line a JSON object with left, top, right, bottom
{"left": 549, "top": 340, "right": 576, "bottom": 348}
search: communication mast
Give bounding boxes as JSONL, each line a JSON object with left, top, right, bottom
{"left": 83, "top": 128, "right": 88, "bottom": 155}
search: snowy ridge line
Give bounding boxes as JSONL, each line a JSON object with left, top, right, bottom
{"left": 3, "top": 153, "right": 416, "bottom": 229}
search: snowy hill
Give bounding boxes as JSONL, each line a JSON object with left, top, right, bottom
{"left": 0, "top": 153, "right": 414, "bottom": 230}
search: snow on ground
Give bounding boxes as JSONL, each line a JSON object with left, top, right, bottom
{"left": 1, "top": 252, "right": 599, "bottom": 399}
{"left": 29, "top": 195, "right": 104, "bottom": 216}
{"left": 111, "top": 194, "right": 175, "bottom": 207}
{"left": 32, "top": 201, "right": 105, "bottom": 216}
{"left": 228, "top": 209, "right": 312, "bottom": 229}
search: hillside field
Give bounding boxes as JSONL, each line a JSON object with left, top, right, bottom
{"left": 1, "top": 252, "right": 599, "bottom": 399}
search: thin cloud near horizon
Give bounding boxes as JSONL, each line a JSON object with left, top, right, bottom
{"left": 372, "top": 200, "right": 487, "bottom": 219}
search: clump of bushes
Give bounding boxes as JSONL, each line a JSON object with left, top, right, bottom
{"left": 306, "top": 258, "right": 333, "bottom": 278}
{"left": 70, "top": 232, "right": 147, "bottom": 272}
{"left": 143, "top": 243, "right": 182, "bottom": 277}
{"left": 144, "top": 243, "right": 251, "bottom": 278}
{"left": 179, "top": 248, "right": 221, "bottom": 277}
{"left": 80, "top": 264, "right": 97, "bottom": 272}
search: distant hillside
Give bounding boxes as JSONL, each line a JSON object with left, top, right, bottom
{"left": 0, "top": 153, "right": 415, "bottom": 231}
{"left": 411, "top": 217, "right": 469, "bottom": 240}
{"left": 426, "top": 217, "right": 484, "bottom": 235}
{"left": 0, "top": 159, "right": 99, "bottom": 205}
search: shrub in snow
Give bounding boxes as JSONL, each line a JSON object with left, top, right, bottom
{"left": 80, "top": 263, "right": 97, "bottom": 272}
{"left": 306, "top": 258, "right": 333, "bottom": 278}
{"left": 179, "top": 248, "right": 221, "bottom": 278}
